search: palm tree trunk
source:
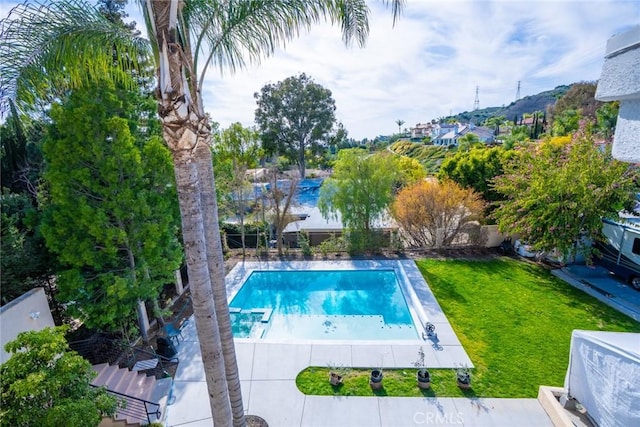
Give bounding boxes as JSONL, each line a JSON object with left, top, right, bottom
{"left": 195, "top": 142, "right": 246, "bottom": 427}
{"left": 172, "top": 148, "right": 233, "bottom": 425}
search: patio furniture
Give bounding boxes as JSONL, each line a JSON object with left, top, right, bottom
{"left": 162, "top": 295, "right": 191, "bottom": 346}
{"left": 163, "top": 322, "right": 185, "bottom": 345}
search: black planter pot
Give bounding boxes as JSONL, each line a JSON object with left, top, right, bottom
{"left": 417, "top": 370, "right": 431, "bottom": 389}
{"left": 369, "top": 370, "right": 383, "bottom": 390}
{"left": 457, "top": 373, "right": 471, "bottom": 389}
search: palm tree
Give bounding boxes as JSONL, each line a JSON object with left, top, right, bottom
{"left": 396, "top": 119, "right": 405, "bottom": 134}
{"left": 1, "top": 1, "right": 404, "bottom": 425}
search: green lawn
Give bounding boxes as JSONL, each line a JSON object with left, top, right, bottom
{"left": 296, "top": 257, "right": 640, "bottom": 398}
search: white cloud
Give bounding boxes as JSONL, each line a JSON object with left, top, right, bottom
{"left": 199, "top": 0, "right": 640, "bottom": 139}
{"left": 3, "top": 0, "right": 639, "bottom": 139}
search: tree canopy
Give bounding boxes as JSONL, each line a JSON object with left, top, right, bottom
{"left": 40, "top": 80, "right": 182, "bottom": 333}
{"left": 438, "top": 146, "right": 512, "bottom": 205}
{"left": 318, "top": 149, "right": 398, "bottom": 251}
{"left": 254, "top": 73, "right": 336, "bottom": 178}
{"left": 492, "top": 133, "right": 637, "bottom": 259}
{"left": 0, "top": 326, "right": 117, "bottom": 427}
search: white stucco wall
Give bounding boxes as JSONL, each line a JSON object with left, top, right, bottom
{"left": 0, "top": 287, "right": 55, "bottom": 364}
{"left": 595, "top": 25, "right": 640, "bottom": 163}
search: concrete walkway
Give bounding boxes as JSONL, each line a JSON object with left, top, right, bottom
{"left": 165, "top": 260, "right": 554, "bottom": 426}
{"left": 552, "top": 264, "right": 640, "bottom": 321}
{"left": 166, "top": 320, "right": 553, "bottom": 426}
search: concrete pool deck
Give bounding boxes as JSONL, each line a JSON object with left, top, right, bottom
{"left": 165, "top": 260, "right": 554, "bottom": 426}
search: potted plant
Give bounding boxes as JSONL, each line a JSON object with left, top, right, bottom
{"left": 414, "top": 347, "right": 431, "bottom": 389}
{"left": 456, "top": 366, "right": 471, "bottom": 389}
{"left": 327, "top": 362, "right": 347, "bottom": 386}
{"left": 369, "top": 368, "right": 383, "bottom": 390}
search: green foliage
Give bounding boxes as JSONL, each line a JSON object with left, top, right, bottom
{"left": 552, "top": 109, "right": 581, "bottom": 136}
{"left": 297, "top": 367, "right": 471, "bottom": 398}
{"left": 501, "top": 125, "right": 530, "bottom": 149}
{"left": 388, "top": 141, "right": 449, "bottom": 174}
{"left": 595, "top": 101, "right": 619, "bottom": 141}
{"left": 40, "top": 81, "right": 182, "bottom": 331}
{"left": 318, "top": 150, "right": 397, "bottom": 251}
{"left": 298, "top": 232, "right": 312, "bottom": 256}
{"left": 456, "top": 133, "right": 480, "bottom": 151}
{"left": 314, "top": 234, "right": 347, "bottom": 256}
{"left": 438, "top": 146, "right": 512, "bottom": 206}
{"left": 0, "top": 326, "right": 118, "bottom": 426}
{"left": 254, "top": 73, "right": 336, "bottom": 178}
{"left": 1, "top": 191, "right": 56, "bottom": 304}
{"left": 212, "top": 123, "right": 262, "bottom": 251}
{"left": 394, "top": 156, "right": 427, "bottom": 188}
{"left": 492, "top": 134, "right": 637, "bottom": 259}
{"left": 0, "top": 0, "right": 151, "bottom": 115}
{"left": 0, "top": 107, "right": 45, "bottom": 194}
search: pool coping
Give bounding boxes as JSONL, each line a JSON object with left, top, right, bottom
{"left": 225, "top": 259, "right": 473, "bottom": 369}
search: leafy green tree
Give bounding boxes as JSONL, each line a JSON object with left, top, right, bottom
{"left": 318, "top": 149, "right": 398, "bottom": 251}
{"left": 552, "top": 109, "right": 581, "bottom": 136}
{"left": 396, "top": 119, "right": 405, "bottom": 134}
{"left": 0, "top": 192, "right": 56, "bottom": 306}
{"left": 0, "top": 105, "right": 45, "bottom": 196}
{"left": 254, "top": 73, "right": 336, "bottom": 179}
{"left": 213, "top": 123, "right": 262, "bottom": 255}
{"left": 456, "top": 133, "right": 480, "bottom": 151}
{"left": 438, "top": 146, "right": 511, "bottom": 206}
{"left": 501, "top": 125, "right": 530, "bottom": 149}
{"left": 395, "top": 156, "right": 427, "bottom": 188}
{"left": 484, "top": 115, "right": 507, "bottom": 132}
{"left": 0, "top": 111, "right": 55, "bottom": 306}
{"left": 40, "top": 81, "right": 182, "bottom": 339}
{"left": 492, "top": 133, "right": 636, "bottom": 259}
{"left": 1, "top": 1, "right": 400, "bottom": 424}
{"left": 0, "top": 326, "right": 117, "bottom": 427}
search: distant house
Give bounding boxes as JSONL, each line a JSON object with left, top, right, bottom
{"left": 410, "top": 123, "right": 433, "bottom": 139}
{"left": 459, "top": 125, "right": 496, "bottom": 143}
{"left": 432, "top": 123, "right": 496, "bottom": 146}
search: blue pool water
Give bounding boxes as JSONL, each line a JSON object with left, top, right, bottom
{"left": 229, "top": 269, "right": 419, "bottom": 340}
{"left": 253, "top": 178, "right": 324, "bottom": 208}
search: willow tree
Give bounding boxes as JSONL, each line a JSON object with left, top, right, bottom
{"left": 318, "top": 149, "right": 399, "bottom": 251}
{"left": 1, "top": 1, "right": 404, "bottom": 425}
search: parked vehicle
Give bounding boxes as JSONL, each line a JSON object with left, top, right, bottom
{"left": 595, "top": 217, "right": 640, "bottom": 290}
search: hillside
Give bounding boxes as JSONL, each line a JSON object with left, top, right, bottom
{"left": 446, "top": 85, "right": 571, "bottom": 124}
{"left": 389, "top": 141, "right": 450, "bottom": 174}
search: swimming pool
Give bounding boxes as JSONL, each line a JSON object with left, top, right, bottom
{"left": 228, "top": 267, "right": 421, "bottom": 340}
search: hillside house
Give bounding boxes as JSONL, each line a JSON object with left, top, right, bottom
{"left": 410, "top": 122, "right": 434, "bottom": 139}
{"left": 432, "top": 123, "right": 496, "bottom": 146}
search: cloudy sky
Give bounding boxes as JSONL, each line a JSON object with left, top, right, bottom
{"left": 2, "top": 1, "right": 639, "bottom": 139}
